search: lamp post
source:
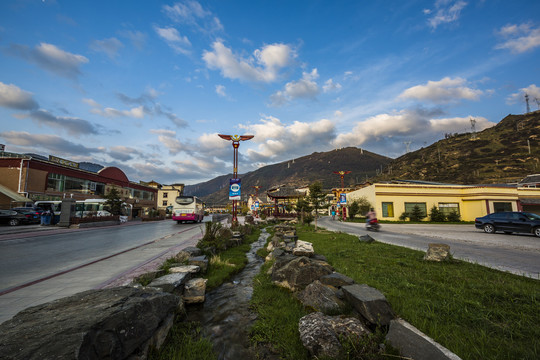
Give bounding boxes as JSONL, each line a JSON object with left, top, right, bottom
{"left": 218, "top": 134, "right": 254, "bottom": 223}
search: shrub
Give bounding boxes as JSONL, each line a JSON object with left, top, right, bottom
{"left": 446, "top": 211, "right": 461, "bottom": 222}
{"left": 409, "top": 205, "right": 426, "bottom": 222}
{"left": 429, "top": 205, "right": 446, "bottom": 222}
{"left": 399, "top": 212, "right": 409, "bottom": 221}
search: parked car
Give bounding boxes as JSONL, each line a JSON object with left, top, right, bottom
{"left": 0, "top": 209, "right": 29, "bottom": 226}
{"left": 12, "top": 207, "right": 44, "bottom": 216}
{"left": 475, "top": 212, "right": 540, "bottom": 237}
{"left": 12, "top": 209, "right": 41, "bottom": 224}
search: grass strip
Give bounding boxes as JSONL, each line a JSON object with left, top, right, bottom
{"left": 250, "top": 261, "right": 311, "bottom": 359}
{"left": 295, "top": 225, "right": 539, "bottom": 360}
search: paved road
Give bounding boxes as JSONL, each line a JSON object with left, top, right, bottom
{"left": 319, "top": 217, "right": 540, "bottom": 279}
{"left": 0, "top": 219, "right": 206, "bottom": 324}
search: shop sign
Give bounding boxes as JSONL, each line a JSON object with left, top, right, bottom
{"left": 340, "top": 193, "right": 347, "bottom": 204}
{"left": 49, "top": 155, "right": 79, "bottom": 168}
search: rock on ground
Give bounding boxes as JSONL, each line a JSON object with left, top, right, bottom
{"left": 0, "top": 287, "right": 180, "bottom": 360}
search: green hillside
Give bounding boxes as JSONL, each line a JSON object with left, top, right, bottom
{"left": 376, "top": 111, "right": 540, "bottom": 184}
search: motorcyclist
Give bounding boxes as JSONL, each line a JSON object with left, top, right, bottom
{"left": 366, "top": 208, "right": 376, "bottom": 224}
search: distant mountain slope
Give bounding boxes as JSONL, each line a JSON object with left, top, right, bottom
{"left": 185, "top": 147, "right": 392, "bottom": 205}
{"left": 376, "top": 112, "right": 540, "bottom": 184}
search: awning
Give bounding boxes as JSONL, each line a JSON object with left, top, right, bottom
{"left": 0, "top": 184, "right": 30, "bottom": 203}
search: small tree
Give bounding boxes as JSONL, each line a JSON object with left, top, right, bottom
{"left": 348, "top": 201, "right": 360, "bottom": 219}
{"left": 399, "top": 212, "right": 409, "bottom": 221}
{"left": 429, "top": 205, "right": 446, "bottom": 222}
{"left": 309, "top": 182, "right": 326, "bottom": 229}
{"left": 103, "top": 187, "right": 123, "bottom": 215}
{"left": 295, "top": 197, "right": 312, "bottom": 225}
{"left": 409, "top": 205, "right": 425, "bottom": 222}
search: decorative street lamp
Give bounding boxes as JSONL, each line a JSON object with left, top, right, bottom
{"left": 218, "top": 134, "right": 254, "bottom": 223}
{"left": 333, "top": 170, "right": 351, "bottom": 220}
{"left": 333, "top": 170, "right": 351, "bottom": 190}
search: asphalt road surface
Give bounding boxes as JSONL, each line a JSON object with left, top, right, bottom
{"left": 0, "top": 219, "right": 206, "bottom": 324}
{"left": 318, "top": 216, "right": 540, "bottom": 279}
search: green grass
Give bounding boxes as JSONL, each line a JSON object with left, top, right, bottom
{"left": 295, "top": 225, "right": 540, "bottom": 360}
{"left": 204, "top": 227, "right": 261, "bottom": 290}
{"left": 148, "top": 320, "right": 216, "bottom": 360}
{"left": 250, "top": 261, "right": 311, "bottom": 360}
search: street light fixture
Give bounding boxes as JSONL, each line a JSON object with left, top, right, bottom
{"left": 218, "top": 134, "right": 254, "bottom": 223}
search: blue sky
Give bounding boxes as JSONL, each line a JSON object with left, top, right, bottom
{"left": 1, "top": 0, "right": 539, "bottom": 185}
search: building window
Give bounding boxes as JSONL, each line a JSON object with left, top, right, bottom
{"left": 162, "top": 200, "right": 167, "bottom": 206}
{"left": 494, "top": 202, "right": 512, "bottom": 212}
{"left": 439, "top": 203, "right": 460, "bottom": 216}
{"left": 163, "top": 193, "right": 168, "bottom": 198}
{"left": 404, "top": 202, "right": 427, "bottom": 217}
{"left": 382, "top": 202, "right": 394, "bottom": 217}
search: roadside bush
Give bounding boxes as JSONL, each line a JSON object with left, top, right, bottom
{"left": 399, "top": 212, "right": 409, "bottom": 221}
{"left": 446, "top": 211, "right": 461, "bottom": 222}
{"left": 429, "top": 205, "right": 446, "bottom": 222}
{"left": 304, "top": 213, "right": 314, "bottom": 225}
{"left": 409, "top": 205, "right": 425, "bottom": 222}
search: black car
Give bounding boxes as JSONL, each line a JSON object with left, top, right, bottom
{"left": 12, "top": 209, "right": 41, "bottom": 224}
{"left": 0, "top": 209, "right": 29, "bottom": 226}
{"left": 475, "top": 212, "right": 540, "bottom": 237}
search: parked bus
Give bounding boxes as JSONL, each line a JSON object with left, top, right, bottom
{"left": 35, "top": 199, "right": 131, "bottom": 220}
{"left": 172, "top": 196, "right": 204, "bottom": 223}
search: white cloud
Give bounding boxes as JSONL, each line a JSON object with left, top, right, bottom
{"left": 90, "top": 37, "right": 123, "bottom": 59}
{"left": 426, "top": 0, "right": 468, "bottom": 29}
{"left": 154, "top": 26, "right": 191, "bottom": 55}
{"left": 150, "top": 129, "right": 185, "bottom": 155}
{"left": 8, "top": 42, "right": 88, "bottom": 79}
{"left": 495, "top": 23, "right": 540, "bottom": 53}
{"left": 333, "top": 108, "right": 496, "bottom": 155}
{"left": 399, "top": 77, "right": 483, "bottom": 104}
{"left": 0, "top": 131, "right": 100, "bottom": 154}
{"left": 215, "top": 84, "right": 226, "bottom": 97}
{"left": 203, "top": 41, "right": 295, "bottom": 83}
{"left": 269, "top": 69, "right": 320, "bottom": 106}
{"left": 506, "top": 84, "right": 540, "bottom": 104}
{"left": 163, "top": 0, "right": 223, "bottom": 34}
{"left": 119, "top": 30, "right": 147, "bottom": 50}
{"left": 84, "top": 98, "right": 145, "bottom": 119}
{"left": 323, "top": 78, "right": 342, "bottom": 93}
{"left": 241, "top": 117, "right": 336, "bottom": 162}
{"left": 27, "top": 109, "right": 102, "bottom": 136}
{"left": 0, "top": 82, "right": 39, "bottom": 110}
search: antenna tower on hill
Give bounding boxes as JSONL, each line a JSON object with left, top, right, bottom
{"left": 403, "top": 141, "right": 411, "bottom": 153}
{"left": 525, "top": 93, "right": 530, "bottom": 113}
{"left": 535, "top": 98, "right": 540, "bottom": 110}
{"left": 470, "top": 118, "right": 477, "bottom": 140}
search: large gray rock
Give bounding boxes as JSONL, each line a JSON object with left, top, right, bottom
{"left": 169, "top": 265, "right": 200, "bottom": 274}
{"left": 292, "top": 240, "right": 314, "bottom": 257}
{"left": 0, "top": 287, "right": 180, "bottom": 360}
{"left": 271, "top": 256, "right": 333, "bottom": 291}
{"left": 320, "top": 272, "right": 355, "bottom": 288}
{"left": 175, "top": 246, "right": 202, "bottom": 262}
{"left": 342, "top": 284, "right": 395, "bottom": 326}
{"left": 189, "top": 255, "right": 208, "bottom": 273}
{"left": 424, "top": 243, "right": 451, "bottom": 262}
{"left": 183, "top": 278, "right": 208, "bottom": 304}
{"left": 386, "top": 319, "right": 463, "bottom": 360}
{"left": 148, "top": 272, "right": 190, "bottom": 294}
{"left": 299, "top": 312, "right": 370, "bottom": 359}
{"left": 296, "top": 280, "right": 346, "bottom": 314}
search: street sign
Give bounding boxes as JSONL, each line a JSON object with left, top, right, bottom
{"left": 340, "top": 193, "right": 347, "bottom": 204}
{"left": 229, "top": 178, "right": 241, "bottom": 200}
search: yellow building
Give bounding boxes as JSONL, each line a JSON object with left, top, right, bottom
{"left": 157, "top": 184, "right": 185, "bottom": 211}
{"left": 346, "top": 181, "right": 540, "bottom": 221}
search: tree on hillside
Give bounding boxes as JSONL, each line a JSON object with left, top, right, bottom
{"left": 104, "top": 187, "right": 123, "bottom": 215}
{"left": 309, "top": 182, "right": 326, "bottom": 229}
